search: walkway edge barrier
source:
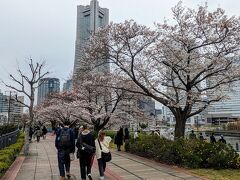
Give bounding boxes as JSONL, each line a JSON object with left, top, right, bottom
{"left": 1, "top": 156, "right": 25, "bottom": 180}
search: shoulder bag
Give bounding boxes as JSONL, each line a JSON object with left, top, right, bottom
{"left": 98, "top": 139, "right": 112, "bottom": 162}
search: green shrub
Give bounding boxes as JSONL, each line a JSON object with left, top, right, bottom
{"left": 105, "top": 130, "right": 116, "bottom": 140}
{"left": 128, "top": 134, "right": 240, "bottom": 169}
{"left": 0, "top": 124, "right": 18, "bottom": 135}
{"left": 0, "top": 131, "right": 25, "bottom": 176}
{"left": 124, "top": 140, "right": 130, "bottom": 151}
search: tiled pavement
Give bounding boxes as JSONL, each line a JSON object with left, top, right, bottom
{"left": 4, "top": 134, "right": 204, "bottom": 180}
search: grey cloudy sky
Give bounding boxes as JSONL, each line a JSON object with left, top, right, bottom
{"left": 0, "top": 0, "right": 239, "bottom": 93}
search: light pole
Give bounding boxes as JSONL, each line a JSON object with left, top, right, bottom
{"left": 7, "top": 91, "right": 12, "bottom": 124}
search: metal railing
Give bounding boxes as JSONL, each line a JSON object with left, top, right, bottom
{"left": 0, "top": 129, "right": 19, "bottom": 149}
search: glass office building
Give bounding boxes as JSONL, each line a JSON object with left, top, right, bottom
{"left": 73, "top": 0, "right": 109, "bottom": 75}
{"left": 37, "top": 78, "right": 60, "bottom": 105}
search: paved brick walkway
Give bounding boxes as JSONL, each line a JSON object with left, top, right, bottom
{"left": 7, "top": 134, "right": 203, "bottom": 180}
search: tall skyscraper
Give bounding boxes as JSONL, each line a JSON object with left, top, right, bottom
{"left": 73, "top": 0, "right": 109, "bottom": 75}
{"left": 37, "top": 78, "right": 60, "bottom": 105}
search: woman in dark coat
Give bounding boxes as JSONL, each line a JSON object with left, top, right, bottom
{"left": 124, "top": 128, "right": 130, "bottom": 142}
{"left": 114, "top": 127, "right": 124, "bottom": 151}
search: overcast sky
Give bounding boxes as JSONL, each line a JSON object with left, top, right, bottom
{"left": 0, "top": 0, "right": 239, "bottom": 94}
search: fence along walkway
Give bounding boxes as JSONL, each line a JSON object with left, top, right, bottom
{"left": 0, "top": 129, "right": 19, "bottom": 149}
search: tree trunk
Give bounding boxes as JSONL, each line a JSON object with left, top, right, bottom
{"left": 23, "top": 125, "right": 29, "bottom": 155}
{"left": 174, "top": 116, "right": 187, "bottom": 139}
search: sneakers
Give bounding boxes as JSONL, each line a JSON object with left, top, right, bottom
{"left": 87, "top": 174, "right": 93, "bottom": 180}
{"left": 66, "top": 174, "right": 71, "bottom": 179}
{"left": 99, "top": 176, "right": 104, "bottom": 180}
{"left": 66, "top": 172, "right": 71, "bottom": 179}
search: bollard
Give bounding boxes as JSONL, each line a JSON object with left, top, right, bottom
{"left": 236, "top": 142, "right": 239, "bottom": 151}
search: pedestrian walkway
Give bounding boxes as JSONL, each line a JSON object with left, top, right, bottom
{"left": 3, "top": 134, "right": 204, "bottom": 180}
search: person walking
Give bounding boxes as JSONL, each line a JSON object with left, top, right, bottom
{"left": 210, "top": 133, "right": 216, "bottom": 143}
{"left": 55, "top": 121, "right": 75, "bottom": 180}
{"left": 134, "top": 130, "right": 140, "bottom": 141}
{"left": 35, "top": 126, "right": 42, "bottom": 142}
{"left": 95, "top": 130, "right": 112, "bottom": 180}
{"left": 189, "top": 130, "right": 196, "bottom": 139}
{"left": 124, "top": 128, "right": 130, "bottom": 142}
{"left": 42, "top": 125, "right": 48, "bottom": 139}
{"left": 219, "top": 135, "right": 227, "bottom": 144}
{"left": 114, "top": 127, "right": 124, "bottom": 151}
{"left": 76, "top": 124, "right": 95, "bottom": 180}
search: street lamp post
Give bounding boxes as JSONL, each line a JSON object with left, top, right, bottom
{"left": 7, "top": 91, "right": 12, "bottom": 124}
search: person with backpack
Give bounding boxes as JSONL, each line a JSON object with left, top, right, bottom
{"left": 55, "top": 121, "right": 75, "bottom": 180}
{"left": 35, "top": 126, "right": 42, "bottom": 142}
{"left": 95, "top": 130, "right": 112, "bottom": 180}
{"left": 76, "top": 124, "right": 95, "bottom": 180}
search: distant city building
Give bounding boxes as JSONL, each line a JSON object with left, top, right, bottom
{"left": 138, "top": 97, "right": 156, "bottom": 117}
{"left": 73, "top": 0, "right": 109, "bottom": 76}
{"left": 63, "top": 79, "right": 73, "bottom": 92}
{"left": 0, "top": 91, "right": 24, "bottom": 124}
{"left": 203, "top": 57, "right": 240, "bottom": 125}
{"left": 163, "top": 106, "right": 205, "bottom": 127}
{"left": 155, "top": 109, "right": 163, "bottom": 126}
{"left": 206, "top": 80, "right": 240, "bottom": 125}
{"left": 37, "top": 78, "right": 60, "bottom": 105}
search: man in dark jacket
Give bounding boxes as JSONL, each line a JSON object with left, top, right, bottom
{"left": 55, "top": 121, "right": 75, "bottom": 180}
{"left": 210, "top": 133, "right": 216, "bottom": 143}
{"left": 76, "top": 124, "right": 95, "bottom": 180}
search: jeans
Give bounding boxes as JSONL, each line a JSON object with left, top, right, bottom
{"left": 79, "top": 154, "right": 92, "bottom": 179}
{"left": 37, "top": 136, "right": 40, "bottom": 142}
{"left": 98, "top": 158, "right": 106, "bottom": 177}
{"left": 57, "top": 149, "right": 70, "bottom": 177}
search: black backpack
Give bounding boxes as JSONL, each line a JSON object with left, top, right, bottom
{"left": 59, "top": 129, "right": 71, "bottom": 147}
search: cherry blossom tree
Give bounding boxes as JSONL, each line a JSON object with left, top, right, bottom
{"left": 36, "top": 72, "right": 149, "bottom": 132}
{"left": 81, "top": 2, "right": 240, "bottom": 138}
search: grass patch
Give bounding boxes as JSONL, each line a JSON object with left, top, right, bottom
{"left": 191, "top": 169, "right": 240, "bottom": 180}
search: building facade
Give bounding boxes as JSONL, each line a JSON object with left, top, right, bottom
{"left": 0, "top": 91, "right": 24, "bottom": 124}
{"left": 206, "top": 80, "right": 240, "bottom": 124}
{"left": 37, "top": 78, "right": 60, "bottom": 105}
{"left": 63, "top": 79, "right": 73, "bottom": 92}
{"left": 73, "top": 0, "right": 109, "bottom": 75}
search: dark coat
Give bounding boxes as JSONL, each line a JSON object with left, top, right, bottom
{"left": 124, "top": 131, "right": 130, "bottom": 142}
{"left": 210, "top": 135, "right": 216, "bottom": 143}
{"left": 114, "top": 131, "right": 124, "bottom": 145}
{"left": 76, "top": 130, "right": 95, "bottom": 158}
{"left": 42, "top": 126, "right": 48, "bottom": 135}
{"left": 55, "top": 127, "right": 75, "bottom": 153}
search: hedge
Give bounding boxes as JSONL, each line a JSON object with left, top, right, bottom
{"left": 127, "top": 134, "right": 240, "bottom": 169}
{"left": 0, "top": 124, "right": 18, "bottom": 135}
{"left": 0, "top": 131, "right": 25, "bottom": 177}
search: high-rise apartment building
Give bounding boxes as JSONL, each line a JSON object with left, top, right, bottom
{"left": 73, "top": 0, "right": 109, "bottom": 75}
{"left": 37, "top": 78, "right": 60, "bottom": 105}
